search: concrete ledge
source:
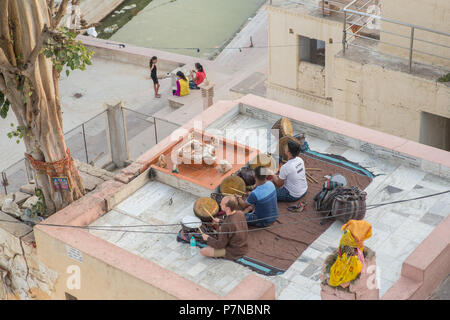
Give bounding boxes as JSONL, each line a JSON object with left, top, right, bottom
{"left": 168, "top": 90, "right": 202, "bottom": 109}
{"left": 236, "top": 94, "right": 450, "bottom": 174}
{"left": 78, "top": 36, "right": 207, "bottom": 72}
{"left": 224, "top": 274, "right": 275, "bottom": 300}
{"left": 382, "top": 215, "right": 450, "bottom": 300}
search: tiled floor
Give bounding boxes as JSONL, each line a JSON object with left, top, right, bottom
{"left": 89, "top": 113, "right": 450, "bottom": 299}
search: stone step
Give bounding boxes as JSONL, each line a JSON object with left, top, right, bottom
{"left": 151, "top": 104, "right": 179, "bottom": 120}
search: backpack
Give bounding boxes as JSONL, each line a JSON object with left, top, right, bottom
{"left": 330, "top": 187, "right": 367, "bottom": 223}
{"left": 313, "top": 180, "right": 343, "bottom": 211}
{"left": 314, "top": 182, "right": 367, "bottom": 224}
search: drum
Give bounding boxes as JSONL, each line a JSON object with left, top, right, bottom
{"left": 278, "top": 136, "right": 304, "bottom": 162}
{"left": 271, "top": 117, "right": 293, "bottom": 138}
{"left": 237, "top": 167, "right": 256, "bottom": 187}
{"left": 220, "top": 175, "right": 246, "bottom": 196}
{"left": 250, "top": 153, "right": 277, "bottom": 172}
{"left": 193, "top": 197, "right": 219, "bottom": 222}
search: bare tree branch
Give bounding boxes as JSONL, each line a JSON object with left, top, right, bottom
{"left": 23, "top": 25, "right": 49, "bottom": 72}
{"left": 47, "top": 0, "right": 55, "bottom": 25}
{"left": 52, "top": 0, "right": 69, "bottom": 29}
{"left": 0, "top": 47, "right": 15, "bottom": 71}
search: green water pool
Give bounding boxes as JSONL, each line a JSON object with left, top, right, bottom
{"left": 97, "top": 0, "right": 266, "bottom": 59}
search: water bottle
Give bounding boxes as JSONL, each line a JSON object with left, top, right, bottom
{"left": 190, "top": 236, "right": 197, "bottom": 256}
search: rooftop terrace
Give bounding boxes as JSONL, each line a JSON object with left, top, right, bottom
{"left": 84, "top": 95, "right": 450, "bottom": 299}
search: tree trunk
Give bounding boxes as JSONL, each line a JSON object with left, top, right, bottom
{"left": 0, "top": 0, "right": 85, "bottom": 214}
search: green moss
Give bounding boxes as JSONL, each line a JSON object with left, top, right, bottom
{"left": 438, "top": 73, "right": 450, "bottom": 83}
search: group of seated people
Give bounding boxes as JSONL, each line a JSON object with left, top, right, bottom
{"left": 200, "top": 140, "right": 308, "bottom": 260}
{"left": 172, "top": 63, "right": 206, "bottom": 97}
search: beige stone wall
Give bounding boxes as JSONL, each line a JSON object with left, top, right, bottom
{"left": 267, "top": 6, "right": 343, "bottom": 100}
{"left": 33, "top": 228, "right": 179, "bottom": 300}
{"left": 332, "top": 55, "right": 450, "bottom": 142}
{"left": 266, "top": 4, "right": 450, "bottom": 147}
{"left": 0, "top": 213, "right": 58, "bottom": 300}
{"left": 266, "top": 81, "right": 333, "bottom": 116}
{"left": 298, "top": 61, "right": 326, "bottom": 97}
{"left": 379, "top": 0, "right": 450, "bottom": 67}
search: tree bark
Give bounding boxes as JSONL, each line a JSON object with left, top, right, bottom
{"left": 0, "top": 0, "right": 85, "bottom": 214}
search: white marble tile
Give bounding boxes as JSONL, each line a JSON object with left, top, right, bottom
{"left": 377, "top": 234, "right": 413, "bottom": 260}
{"left": 418, "top": 174, "right": 450, "bottom": 192}
{"left": 159, "top": 251, "right": 182, "bottom": 268}
{"left": 306, "top": 136, "right": 332, "bottom": 153}
{"left": 428, "top": 200, "right": 450, "bottom": 217}
{"left": 379, "top": 277, "right": 395, "bottom": 297}
{"left": 389, "top": 188, "right": 442, "bottom": 221}
{"left": 363, "top": 227, "right": 391, "bottom": 252}
{"left": 376, "top": 211, "right": 409, "bottom": 231}
{"left": 304, "top": 293, "right": 321, "bottom": 300}
{"left": 376, "top": 256, "right": 403, "bottom": 283}
{"left": 379, "top": 166, "right": 427, "bottom": 191}
{"left": 282, "top": 261, "right": 310, "bottom": 281}
{"left": 301, "top": 247, "right": 322, "bottom": 260}
{"left": 277, "top": 283, "right": 309, "bottom": 300}
{"left": 341, "top": 149, "right": 371, "bottom": 165}
{"left": 396, "top": 240, "right": 420, "bottom": 263}
{"left": 394, "top": 219, "right": 434, "bottom": 243}
{"left": 322, "top": 223, "right": 344, "bottom": 242}
{"left": 290, "top": 275, "right": 318, "bottom": 291}
{"left": 186, "top": 262, "right": 208, "bottom": 277}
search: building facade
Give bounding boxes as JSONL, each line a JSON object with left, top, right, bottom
{"left": 266, "top": 0, "right": 450, "bottom": 151}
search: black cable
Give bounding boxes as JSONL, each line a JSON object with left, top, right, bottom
{"left": 1, "top": 189, "right": 447, "bottom": 235}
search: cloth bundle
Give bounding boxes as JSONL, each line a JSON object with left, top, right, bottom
{"left": 329, "top": 220, "right": 372, "bottom": 287}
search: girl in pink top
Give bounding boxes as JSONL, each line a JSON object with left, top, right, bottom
{"left": 189, "top": 63, "right": 206, "bottom": 89}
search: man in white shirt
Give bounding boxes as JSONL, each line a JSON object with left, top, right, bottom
{"left": 270, "top": 140, "right": 308, "bottom": 202}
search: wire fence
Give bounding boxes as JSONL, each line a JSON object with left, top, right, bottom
{"left": 123, "top": 107, "right": 180, "bottom": 160}
{"left": 0, "top": 106, "right": 181, "bottom": 195}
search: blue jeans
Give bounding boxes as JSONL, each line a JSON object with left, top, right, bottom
{"left": 276, "top": 187, "right": 307, "bottom": 202}
{"left": 189, "top": 80, "right": 200, "bottom": 89}
{"left": 245, "top": 212, "right": 275, "bottom": 228}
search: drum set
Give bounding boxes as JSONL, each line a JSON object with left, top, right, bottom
{"left": 179, "top": 117, "right": 301, "bottom": 242}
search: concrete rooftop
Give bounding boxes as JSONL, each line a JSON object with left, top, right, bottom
{"left": 88, "top": 105, "right": 450, "bottom": 299}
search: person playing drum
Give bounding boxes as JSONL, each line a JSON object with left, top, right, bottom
{"left": 237, "top": 166, "right": 279, "bottom": 228}
{"left": 200, "top": 196, "right": 248, "bottom": 261}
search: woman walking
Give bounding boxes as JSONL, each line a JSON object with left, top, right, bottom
{"left": 149, "top": 56, "right": 161, "bottom": 98}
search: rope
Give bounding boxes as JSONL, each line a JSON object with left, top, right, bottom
{"left": 0, "top": 189, "right": 447, "bottom": 236}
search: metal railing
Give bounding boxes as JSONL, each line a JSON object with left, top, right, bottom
{"left": 122, "top": 107, "right": 180, "bottom": 161}
{"left": 1, "top": 106, "right": 181, "bottom": 195}
{"left": 342, "top": 0, "right": 450, "bottom": 73}
{"left": 276, "top": 0, "right": 372, "bottom": 17}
